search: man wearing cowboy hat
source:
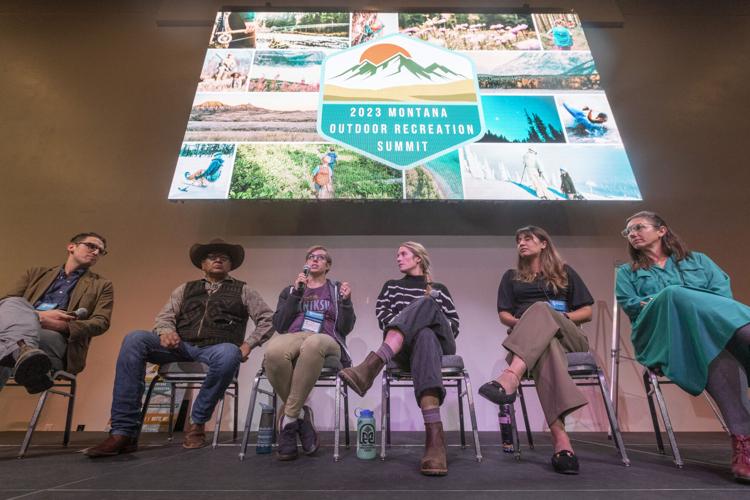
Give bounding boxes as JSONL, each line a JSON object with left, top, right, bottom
{"left": 85, "top": 239, "right": 274, "bottom": 457}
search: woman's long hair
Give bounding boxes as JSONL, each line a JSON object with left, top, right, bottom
{"left": 514, "top": 226, "right": 568, "bottom": 293}
{"left": 626, "top": 211, "right": 691, "bottom": 270}
{"left": 400, "top": 241, "right": 433, "bottom": 295}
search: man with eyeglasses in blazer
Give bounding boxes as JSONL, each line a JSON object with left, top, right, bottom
{"left": 0, "top": 232, "right": 113, "bottom": 394}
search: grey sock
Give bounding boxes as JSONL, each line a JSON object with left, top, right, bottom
{"left": 422, "top": 407, "right": 441, "bottom": 424}
{"left": 375, "top": 343, "right": 394, "bottom": 364}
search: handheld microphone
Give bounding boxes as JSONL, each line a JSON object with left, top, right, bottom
{"left": 73, "top": 307, "right": 89, "bottom": 320}
{"left": 297, "top": 265, "right": 311, "bottom": 294}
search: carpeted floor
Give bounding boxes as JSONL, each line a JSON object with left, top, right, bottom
{"left": 0, "top": 431, "right": 746, "bottom": 499}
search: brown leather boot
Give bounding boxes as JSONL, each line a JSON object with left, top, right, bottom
{"left": 420, "top": 421, "right": 448, "bottom": 476}
{"left": 183, "top": 422, "right": 207, "bottom": 449}
{"left": 732, "top": 434, "right": 750, "bottom": 483}
{"left": 84, "top": 435, "right": 137, "bottom": 458}
{"left": 14, "top": 342, "right": 52, "bottom": 394}
{"left": 338, "top": 352, "right": 384, "bottom": 397}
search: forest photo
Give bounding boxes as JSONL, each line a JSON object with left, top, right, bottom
{"left": 229, "top": 144, "right": 403, "bottom": 200}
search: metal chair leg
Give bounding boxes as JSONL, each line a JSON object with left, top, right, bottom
{"left": 509, "top": 401, "right": 521, "bottom": 461}
{"left": 212, "top": 397, "right": 225, "bottom": 449}
{"left": 18, "top": 390, "right": 50, "bottom": 458}
{"left": 649, "top": 372, "right": 683, "bottom": 467}
{"left": 597, "top": 369, "right": 630, "bottom": 466}
{"left": 643, "top": 371, "right": 666, "bottom": 454}
{"left": 380, "top": 371, "right": 388, "bottom": 460}
{"left": 167, "top": 382, "right": 176, "bottom": 442}
{"left": 137, "top": 375, "right": 160, "bottom": 442}
{"left": 233, "top": 382, "right": 239, "bottom": 442}
{"left": 703, "top": 392, "right": 730, "bottom": 434}
{"left": 386, "top": 374, "right": 392, "bottom": 447}
{"left": 239, "top": 370, "right": 263, "bottom": 461}
{"left": 63, "top": 378, "right": 76, "bottom": 447}
{"left": 462, "top": 370, "right": 482, "bottom": 462}
{"left": 518, "top": 384, "right": 534, "bottom": 449}
{"left": 271, "top": 392, "right": 278, "bottom": 444}
{"left": 343, "top": 385, "right": 350, "bottom": 448}
{"left": 457, "top": 378, "right": 466, "bottom": 449}
{"left": 334, "top": 375, "right": 342, "bottom": 462}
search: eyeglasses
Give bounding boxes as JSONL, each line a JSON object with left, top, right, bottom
{"left": 306, "top": 253, "right": 328, "bottom": 262}
{"left": 621, "top": 223, "right": 658, "bottom": 238}
{"left": 78, "top": 241, "right": 107, "bottom": 255}
{"left": 205, "top": 254, "right": 230, "bottom": 263}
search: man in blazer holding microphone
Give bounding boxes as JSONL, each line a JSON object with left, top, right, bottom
{"left": 0, "top": 232, "right": 114, "bottom": 393}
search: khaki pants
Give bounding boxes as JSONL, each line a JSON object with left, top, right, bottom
{"left": 264, "top": 332, "right": 340, "bottom": 419}
{"left": 503, "top": 302, "right": 590, "bottom": 426}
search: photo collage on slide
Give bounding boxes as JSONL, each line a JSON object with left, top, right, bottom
{"left": 168, "top": 11, "right": 641, "bottom": 201}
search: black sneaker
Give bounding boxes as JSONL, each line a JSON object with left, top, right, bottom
{"left": 276, "top": 419, "right": 299, "bottom": 461}
{"left": 551, "top": 450, "right": 580, "bottom": 474}
{"left": 14, "top": 346, "right": 53, "bottom": 394}
{"left": 299, "top": 405, "right": 319, "bottom": 456}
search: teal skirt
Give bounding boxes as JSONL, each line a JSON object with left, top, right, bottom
{"left": 631, "top": 285, "right": 750, "bottom": 395}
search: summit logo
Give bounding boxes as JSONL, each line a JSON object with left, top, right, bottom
{"left": 318, "top": 34, "right": 485, "bottom": 169}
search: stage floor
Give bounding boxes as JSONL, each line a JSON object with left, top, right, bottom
{"left": 0, "top": 431, "right": 746, "bottom": 499}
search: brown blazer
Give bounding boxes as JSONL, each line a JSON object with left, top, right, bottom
{"left": 2, "top": 266, "right": 114, "bottom": 375}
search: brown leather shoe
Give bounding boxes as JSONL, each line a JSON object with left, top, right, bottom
{"left": 420, "top": 421, "right": 448, "bottom": 476}
{"left": 84, "top": 434, "right": 137, "bottom": 458}
{"left": 732, "top": 434, "right": 750, "bottom": 483}
{"left": 338, "top": 352, "right": 384, "bottom": 397}
{"left": 183, "top": 422, "right": 207, "bottom": 449}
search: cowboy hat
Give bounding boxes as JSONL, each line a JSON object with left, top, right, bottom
{"left": 189, "top": 238, "right": 244, "bottom": 270}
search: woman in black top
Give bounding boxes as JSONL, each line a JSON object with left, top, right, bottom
{"left": 340, "top": 241, "right": 459, "bottom": 476}
{"left": 479, "top": 226, "right": 593, "bottom": 474}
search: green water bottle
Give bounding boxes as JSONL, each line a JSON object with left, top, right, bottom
{"left": 356, "top": 408, "right": 377, "bottom": 460}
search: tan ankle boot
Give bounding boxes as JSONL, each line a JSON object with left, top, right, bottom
{"left": 183, "top": 422, "right": 207, "bottom": 449}
{"left": 338, "top": 352, "right": 384, "bottom": 397}
{"left": 420, "top": 422, "right": 448, "bottom": 476}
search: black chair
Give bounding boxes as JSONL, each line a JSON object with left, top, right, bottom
{"left": 139, "top": 361, "right": 239, "bottom": 448}
{"left": 514, "top": 351, "right": 630, "bottom": 466}
{"left": 380, "top": 354, "right": 482, "bottom": 462}
{"left": 6, "top": 370, "right": 77, "bottom": 458}
{"left": 239, "top": 355, "right": 350, "bottom": 461}
{"left": 611, "top": 300, "right": 729, "bottom": 468}
{"left": 642, "top": 369, "right": 729, "bottom": 468}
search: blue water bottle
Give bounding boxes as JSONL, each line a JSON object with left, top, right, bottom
{"left": 256, "top": 403, "right": 274, "bottom": 454}
{"left": 356, "top": 408, "right": 377, "bottom": 460}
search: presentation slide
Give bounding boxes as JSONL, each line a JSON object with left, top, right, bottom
{"left": 168, "top": 11, "right": 641, "bottom": 201}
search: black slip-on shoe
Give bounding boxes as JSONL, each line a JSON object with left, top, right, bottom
{"left": 551, "top": 450, "right": 580, "bottom": 474}
{"left": 478, "top": 380, "right": 517, "bottom": 405}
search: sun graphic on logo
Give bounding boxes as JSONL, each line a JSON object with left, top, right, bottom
{"left": 359, "top": 43, "right": 411, "bottom": 65}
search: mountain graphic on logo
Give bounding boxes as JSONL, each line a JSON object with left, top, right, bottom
{"left": 322, "top": 41, "right": 478, "bottom": 103}
{"left": 333, "top": 52, "right": 466, "bottom": 83}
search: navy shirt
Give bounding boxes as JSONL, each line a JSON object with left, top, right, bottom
{"left": 34, "top": 266, "right": 86, "bottom": 311}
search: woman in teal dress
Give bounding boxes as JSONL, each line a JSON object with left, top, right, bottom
{"left": 616, "top": 211, "right": 750, "bottom": 483}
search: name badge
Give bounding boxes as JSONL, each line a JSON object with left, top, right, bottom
{"left": 301, "top": 311, "right": 325, "bottom": 333}
{"left": 547, "top": 300, "right": 569, "bottom": 313}
{"left": 36, "top": 302, "right": 58, "bottom": 311}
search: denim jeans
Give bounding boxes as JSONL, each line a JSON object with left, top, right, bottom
{"left": 110, "top": 330, "right": 241, "bottom": 437}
